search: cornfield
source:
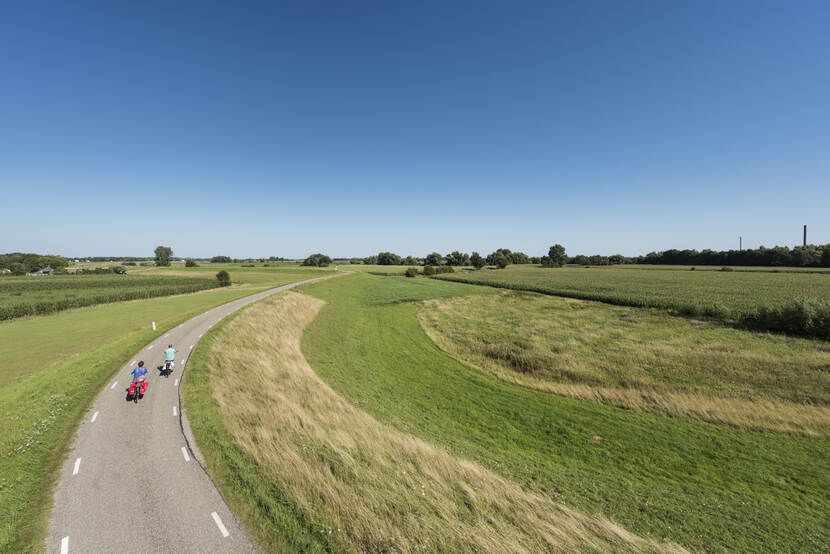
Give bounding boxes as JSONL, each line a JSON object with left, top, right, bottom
{"left": 0, "top": 274, "right": 220, "bottom": 320}
{"left": 435, "top": 266, "right": 830, "bottom": 339}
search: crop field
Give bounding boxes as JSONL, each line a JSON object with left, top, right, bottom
{"left": 435, "top": 265, "right": 830, "bottom": 338}
{"left": 0, "top": 266, "right": 325, "bottom": 551}
{"left": 0, "top": 274, "right": 220, "bottom": 320}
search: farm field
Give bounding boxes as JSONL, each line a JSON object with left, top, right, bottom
{"left": 419, "top": 291, "right": 830, "bottom": 436}
{"left": 0, "top": 266, "right": 325, "bottom": 552}
{"left": 436, "top": 265, "right": 830, "bottom": 338}
{"left": 0, "top": 274, "right": 220, "bottom": 320}
{"left": 295, "top": 273, "right": 828, "bottom": 552}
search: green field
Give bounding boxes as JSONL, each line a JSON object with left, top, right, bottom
{"left": 0, "top": 274, "right": 221, "bottom": 320}
{"left": 0, "top": 266, "right": 325, "bottom": 552}
{"left": 435, "top": 265, "right": 830, "bottom": 338}
{"left": 297, "top": 273, "right": 829, "bottom": 552}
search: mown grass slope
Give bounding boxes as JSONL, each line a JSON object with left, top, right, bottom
{"left": 300, "top": 273, "right": 830, "bottom": 553}
{"left": 184, "top": 289, "right": 678, "bottom": 553}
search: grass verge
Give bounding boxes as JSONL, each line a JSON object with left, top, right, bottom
{"left": 299, "top": 273, "right": 830, "bottom": 552}
{"left": 184, "top": 289, "right": 679, "bottom": 552}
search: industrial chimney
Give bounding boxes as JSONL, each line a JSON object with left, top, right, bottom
{"left": 804, "top": 225, "right": 807, "bottom": 247}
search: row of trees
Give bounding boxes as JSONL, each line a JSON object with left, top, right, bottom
{"left": 0, "top": 253, "right": 69, "bottom": 274}
{"left": 639, "top": 245, "right": 830, "bottom": 267}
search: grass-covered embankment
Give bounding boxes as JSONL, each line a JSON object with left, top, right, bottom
{"left": 419, "top": 291, "right": 830, "bottom": 437}
{"left": 183, "top": 288, "right": 676, "bottom": 552}
{"left": 299, "top": 273, "right": 830, "bottom": 552}
{"left": 0, "top": 269, "right": 321, "bottom": 552}
{"left": 434, "top": 265, "right": 830, "bottom": 339}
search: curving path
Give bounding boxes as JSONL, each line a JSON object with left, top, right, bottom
{"left": 46, "top": 274, "right": 340, "bottom": 553}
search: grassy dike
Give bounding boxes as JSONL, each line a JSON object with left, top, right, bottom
{"left": 181, "top": 306, "right": 331, "bottom": 553}
{"left": 299, "top": 273, "right": 830, "bottom": 552}
{"left": 0, "top": 273, "right": 318, "bottom": 552}
{"left": 181, "top": 287, "right": 675, "bottom": 552}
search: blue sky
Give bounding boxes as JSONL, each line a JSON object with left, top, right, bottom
{"left": 1, "top": 0, "right": 828, "bottom": 258}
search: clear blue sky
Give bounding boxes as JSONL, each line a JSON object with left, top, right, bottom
{"left": 1, "top": 0, "right": 828, "bottom": 258}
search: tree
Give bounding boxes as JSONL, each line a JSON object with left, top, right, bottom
{"left": 154, "top": 246, "right": 173, "bottom": 267}
{"left": 216, "top": 270, "right": 231, "bottom": 287}
{"left": 494, "top": 254, "right": 509, "bottom": 269}
{"left": 211, "top": 255, "right": 232, "bottom": 263}
{"left": 609, "top": 254, "right": 625, "bottom": 265}
{"left": 424, "top": 252, "right": 444, "bottom": 266}
{"left": 377, "top": 252, "right": 402, "bottom": 265}
{"left": 470, "top": 252, "right": 485, "bottom": 269}
{"left": 445, "top": 251, "right": 470, "bottom": 266}
{"left": 303, "top": 253, "right": 332, "bottom": 267}
{"left": 185, "top": 259, "right": 198, "bottom": 267}
{"left": 403, "top": 255, "right": 418, "bottom": 265}
{"left": 363, "top": 255, "right": 378, "bottom": 265}
{"left": 547, "top": 244, "right": 567, "bottom": 267}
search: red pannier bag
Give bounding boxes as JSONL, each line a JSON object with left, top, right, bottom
{"left": 139, "top": 381, "right": 148, "bottom": 394}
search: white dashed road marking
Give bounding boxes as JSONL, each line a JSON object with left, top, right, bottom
{"left": 211, "top": 512, "right": 230, "bottom": 537}
{"left": 164, "top": 333, "right": 169, "bottom": 338}
{"left": 148, "top": 345, "right": 154, "bottom": 350}
{"left": 199, "top": 333, "right": 203, "bottom": 338}
{"left": 174, "top": 379, "right": 179, "bottom": 386}
{"left": 181, "top": 447, "right": 190, "bottom": 462}
{"left": 91, "top": 411, "right": 99, "bottom": 422}
{"left": 72, "top": 458, "right": 81, "bottom": 475}
{"left": 173, "top": 406, "right": 177, "bottom": 416}
{"left": 60, "top": 536, "right": 68, "bottom": 554}
{"left": 130, "top": 360, "right": 135, "bottom": 366}
{"left": 190, "top": 345, "right": 194, "bottom": 349}
{"left": 110, "top": 381, "right": 118, "bottom": 390}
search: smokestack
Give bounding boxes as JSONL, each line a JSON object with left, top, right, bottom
{"left": 739, "top": 236, "right": 742, "bottom": 251}
{"left": 804, "top": 225, "right": 807, "bottom": 247}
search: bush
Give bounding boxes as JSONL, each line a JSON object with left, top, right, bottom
{"left": 112, "top": 266, "right": 127, "bottom": 275}
{"left": 405, "top": 267, "right": 418, "bottom": 277}
{"left": 741, "top": 298, "right": 830, "bottom": 340}
{"left": 123, "top": 261, "right": 137, "bottom": 266}
{"left": 211, "top": 256, "right": 233, "bottom": 263}
{"left": 690, "top": 267, "right": 696, "bottom": 271}
{"left": 424, "top": 266, "right": 454, "bottom": 275}
{"left": 216, "top": 270, "right": 231, "bottom": 287}
{"left": 241, "top": 263, "right": 255, "bottom": 267}
{"left": 720, "top": 267, "right": 734, "bottom": 272}
{"left": 303, "top": 254, "right": 331, "bottom": 267}
{"left": 185, "top": 259, "right": 198, "bottom": 267}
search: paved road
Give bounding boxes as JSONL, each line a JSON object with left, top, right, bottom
{"left": 47, "top": 274, "right": 339, "bottom": 553}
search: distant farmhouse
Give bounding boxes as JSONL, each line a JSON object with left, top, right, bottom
{"left": 31, "top": 267, "right": 55, "bottom": 275}
{"left": 66, "top": 267, "right": 81, "bottom": 274}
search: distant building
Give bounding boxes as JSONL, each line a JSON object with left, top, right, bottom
{"left": 66, "top": 267, "right": 81, "bottom": 274}
{"left": 0, "top": 268, "right": 11, "bottom": 274}
{"left": 31, "top": 267, "right": 55, "bottom": 275}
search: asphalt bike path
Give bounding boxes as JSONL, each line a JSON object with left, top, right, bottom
{"left": 47, "top": 274, "right": 340, "bottom": 553}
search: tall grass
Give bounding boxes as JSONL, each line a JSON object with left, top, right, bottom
{"left": 186, "top": 290, "right": 679, "bottom": 553}
{"left": 418, "top": 292, "right": 830, "bottom": 437}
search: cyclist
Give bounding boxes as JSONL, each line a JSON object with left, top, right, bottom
{"left": 164, "top": 344, "right": 176, "bottom": 372}
{"left": 130, "top": 361, "right": 148, "bottom": 397}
